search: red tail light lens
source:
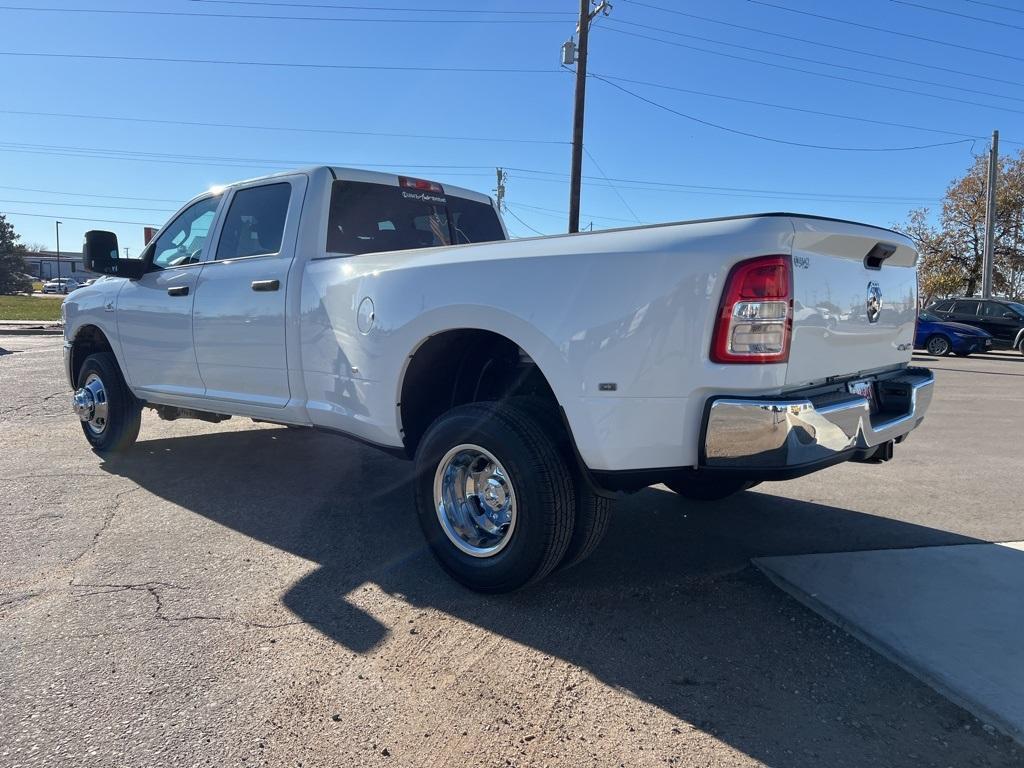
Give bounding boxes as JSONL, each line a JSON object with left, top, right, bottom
{"left": 711, "top": 255, "right": 793, "bottom": 364}
{"left": 399, "top": 176, "right": 445, "bottom": 194}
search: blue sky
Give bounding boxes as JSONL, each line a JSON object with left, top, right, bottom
{"left": 3, "top": 0, "right": 1023, "bottom": 254}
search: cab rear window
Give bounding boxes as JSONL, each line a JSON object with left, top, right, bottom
{"left": 326, "top": 180, "right": 503, "bottom": 255}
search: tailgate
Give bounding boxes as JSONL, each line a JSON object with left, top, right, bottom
{"left": 786, "top": 218, "right": 918, "bottom": 386}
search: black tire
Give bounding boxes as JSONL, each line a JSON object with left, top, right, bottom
{"left": 414, "top": 402, "right": 575, "bottom": 593}
{"left": 925, "top": 335, "right": 951, "bottom": 356}
{"left": 507, "top": 396, "right": 612, "bottom": 570}
{"left": 76, "top": 352, "right": 141, "bottom": 454}
{"left": 666, "top": 471, "right": 759, "bottom": 501}
{"left": 1018, "top": 339, "right": 1024, "bottom": 356}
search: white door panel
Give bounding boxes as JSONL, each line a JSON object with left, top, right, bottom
{"left": 192, "top": 256, "right": 292, "bottom": 406}
{"left": 116, "top": 267, "right": 205, "bottom": 396}
{"left": 192, "top": 176, "right": 306, "bottom": 407}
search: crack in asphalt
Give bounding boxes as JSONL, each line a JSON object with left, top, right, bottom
{"left": 71, "top": 580, "right": 310, "bottom": 631}
{"left": 0, "top": 390, "right": 68, "bottom": 418}
{"left": 67, "top": 486, "right": 142, "bottom": 566}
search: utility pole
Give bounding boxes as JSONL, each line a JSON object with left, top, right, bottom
{"left": 124, "top": 247, "right": 130, "bottom": 259}
{"left": 494, "top": 168, "right": 507, "bottom": 212}
{"left": 982, "top": 129, "right": 999, "bottom": 299}
{"left": 55, "top": 220, "right": 62, "bottom": 287}
{"left": 564, "top": 0, "right": 611, "bottom": 234}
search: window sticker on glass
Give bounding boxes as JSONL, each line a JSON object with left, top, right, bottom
{"left": 401, "top": 190, "right": 447, "bottom": 206}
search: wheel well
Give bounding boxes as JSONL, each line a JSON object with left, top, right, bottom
{"left": 70, "top": 325, "right": 115, "bottom": 386}
{"left": 399, "top": 329, "right": 560, "bottom": 455}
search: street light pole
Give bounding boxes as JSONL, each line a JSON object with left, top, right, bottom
{"left": 55, "top": 220, "right": 62, "bottom": 291}
{"left": 981, "top": 129, "right": 999, "bottom": 299}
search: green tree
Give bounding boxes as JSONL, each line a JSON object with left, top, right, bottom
{"left": 899, "top": 151, "right": 1024, "bottom": 301}
{"left": 0, "top": 214, "right": 33, "bottom": 295}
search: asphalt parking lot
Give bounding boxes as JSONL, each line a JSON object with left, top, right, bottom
{"left": 2, "top": 334, "right": 1023, "bottom": 768}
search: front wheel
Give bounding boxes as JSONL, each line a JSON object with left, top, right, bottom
{"left": 73, "top": 352, "right": 141, "bottom": 454}
{"left": 666, "top": 471, "right": 759, "bottom": 501}
{"left": 925, "top": 335, "right": 951, "bottom": 356}
{"left": 413, "top": 402, "right": 575, "bottom": 593}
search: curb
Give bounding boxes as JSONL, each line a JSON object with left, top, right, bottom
{"left": 0, "top": 327, "right": 64, "bottom": 336}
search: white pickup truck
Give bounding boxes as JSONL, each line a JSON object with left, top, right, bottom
{"left": 64, "top": 166, "right": 934, "bottom": 592}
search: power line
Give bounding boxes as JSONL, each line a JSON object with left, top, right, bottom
{"left": 892, "top": 0, "right": 1024, "bottom": 31}
{"left": 509, "top": 201, "right": 640, "bottom": 224}
{"left": 622, "top": 0, "right": 1022, "bottom": 89}
{"left": 1, "top": 211, "right": 152, "bottom": 226}
{"left": 0, "top": 144, "right": 498, "bottom": 178}
{"left": 965, "top": 0, "right": 1024, "bottom": 15}
{"left": 591, "top": 72, "right": 1019, "bottom": 146}
{"left": 588, "top": 74, "right": 973, "bottom": 152}
{"left": 14, "top": 85, "right": 1006, "bottom": 150}
{"left": 598, "top": 25, "right": 1024, "bottom": 119}
{"left": 0, "top": 185, "right": 188, "bottom": 204}
{"left": 0, "top": 109, "right": 567, "bottom": 146}
{"left": 0, "top": 50, "right": 561, "bottom": 75}
{"left": 0, "top": 5, "right": 563, "bottom": 24}
{"left": 748, "top": 0, "right": 1024, "bottom": 65}
{"left": 502, "top": 169, "right": 940, "bottom": 204}
{"left": 0, "top": 198, "right": 175, "bottom": 213}
{"left": 583, "top": 147, "right": 642, "bottom": 223}
{"left": 0, "top": 140, "right": 499, "bottom": 170}
{"left": 606, "top": 17, "right": 1024, "bottom": 106}
{"left": 190, "top": 0, "right": 573, "bottom": 15}
{"left": 501, "top": 206, "right": 547, "bottom": 236}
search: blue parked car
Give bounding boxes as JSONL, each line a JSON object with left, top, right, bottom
{"left": 915, "top": 310, "right": 993, "bottom": 357}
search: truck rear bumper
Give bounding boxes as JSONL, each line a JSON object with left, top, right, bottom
{"left": 700, "top": 367, "right": 934, "bottom": 476}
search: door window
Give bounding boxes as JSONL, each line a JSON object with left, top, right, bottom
{"left": 151, "top": 196, "right": 221, "bottom": 269}
{"left": 952, "top": 300, "right": 980, "bottom": 316}
{"left": 215, "top": 183, "right": 292, "bottom": 260}
{"left": 930, "top": 299, "right": 954, "bottom": 312}
{"left": 983, "top": 301, "right": 1015, "bottom": 319}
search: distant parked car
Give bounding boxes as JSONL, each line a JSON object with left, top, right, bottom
{"left": 915, "top": 310, "right": 992, "bottom": 356}
{"left": 926, "top": 297, "right": 1024, "bottom": 354}
{"left": 42, "top": 277, "right": 82, "bottom": 294}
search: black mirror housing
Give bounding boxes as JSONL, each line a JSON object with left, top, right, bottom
{"left": 83, "top": 230, "right": 145, "bottom": 279}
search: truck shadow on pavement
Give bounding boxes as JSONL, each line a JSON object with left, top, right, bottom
{"left": 100, "top": 427, "right": 1006, "bottom": 767}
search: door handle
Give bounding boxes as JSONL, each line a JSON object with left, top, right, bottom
{"left": 167, "top": 286, "right": 189, "bottom": 297}
{"left": 251, "top": 279, "right": 280, "bottom": 292}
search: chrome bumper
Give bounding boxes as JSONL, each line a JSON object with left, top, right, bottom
{"left": 702, "top": 368, "right": 934, "bottom": 471}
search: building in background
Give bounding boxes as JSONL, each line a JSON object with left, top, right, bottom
{"left": 23, "top": 250, "right": 101, "bottom": 281}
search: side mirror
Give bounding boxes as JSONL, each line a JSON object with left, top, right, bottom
{"left": 1003, "top": 312, "right": 1016, "bottom": 319}
{"left": 83, "top": 230, "right": 145, "bottom": 279}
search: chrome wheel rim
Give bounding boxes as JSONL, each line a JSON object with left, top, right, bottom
{"left": 72, "top": 373, "right": 109, "bottom": 435}
{"left": 927, "top": 337, "right": 949, "bottom": 355}
{"left": 433, "top": 444, "right": 517, "bottom": 558}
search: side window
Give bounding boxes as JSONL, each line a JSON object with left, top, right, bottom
{"left": 215, "top": 183, "right": 291, "bottom": 260}
{"left": 931, "top": 299, "right": 954, "bottom": 312}
{"left": 152, "top": 196, "right": 221, "bottom": 269}
{"left": 981, "top": 302, "right": 1006, "bottom": 318}
{"left": 952, "top": 300, "right": 980, "bottom": 316}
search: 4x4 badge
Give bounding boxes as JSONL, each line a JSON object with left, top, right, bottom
{"left": 866, "top": 281, "right": 882, "bottom": 323}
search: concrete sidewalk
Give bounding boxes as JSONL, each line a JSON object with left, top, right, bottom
{"left": 756, "top": 542, "right": 1024, "bottom": 745}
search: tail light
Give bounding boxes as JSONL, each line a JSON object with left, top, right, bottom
{"left": 711, "top": 255, "right": 792, "bottom": 364}
{"left": 399, "top": 176, "right": 444, "bottom": 194}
